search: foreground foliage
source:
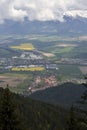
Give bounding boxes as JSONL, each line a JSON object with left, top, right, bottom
{"left": 0, "top": 88, "right": 22, "bottom": 130}
{"left": 0, "top": 86, "right": 87, "bottom": 130}
{"left": 0, "top": 88, "right": 67, "bottom": 130}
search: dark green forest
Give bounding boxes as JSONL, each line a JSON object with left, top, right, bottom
{"left": 0, "top": 88, "right": 67, "bottom": 130}
{"left": 0, "top": 87, "right": 87, "bottom": 130}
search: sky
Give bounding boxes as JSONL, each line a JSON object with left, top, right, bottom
{"left": 0, "top": 0, "right": 87, "bottom": 24}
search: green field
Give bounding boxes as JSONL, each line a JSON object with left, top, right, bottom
{"left": 45, "top": 46, "right": 74, "bottom": 54}
{"left": 57, "top": 65, "right": 84, "bottom": 82}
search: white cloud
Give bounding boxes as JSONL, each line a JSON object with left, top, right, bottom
{"left": 65, "top": 10, "right": 87, "bottom": 18}
{"left": 0, "top": 0, "right": 87, "bottom": 23}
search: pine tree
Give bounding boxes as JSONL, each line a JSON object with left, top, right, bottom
{"left": 0, "top": 87, "right": 22, "bottom": 130}
{"left": 67, "top": 105, "right": 78, "bottom": 130}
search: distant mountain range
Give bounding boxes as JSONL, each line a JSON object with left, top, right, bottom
{"left": 0, "top": 17, "right": 87, "bottom": 36}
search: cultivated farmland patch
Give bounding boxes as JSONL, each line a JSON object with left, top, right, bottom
{"left": 79, "top": 66, "right": 87, "bottom": 74}
{"left": 10, "top": 43, "right": 35, "bottom": 50}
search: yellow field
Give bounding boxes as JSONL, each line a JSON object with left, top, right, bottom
{"left": 11, "top": 67, "right": 45, "bottom": 71}
{"left": 10, "top": 43, "right": 35, "bottom": 50}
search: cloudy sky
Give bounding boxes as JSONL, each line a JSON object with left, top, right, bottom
{"left": 0, "top": 0, "right": 87, "bottom": 23}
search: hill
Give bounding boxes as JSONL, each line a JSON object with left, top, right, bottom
{"left": 0, "top": 88, "right": 67, "bottom": 130}
{"left": 30, "top": 83, "right": 87, "bottom": 107}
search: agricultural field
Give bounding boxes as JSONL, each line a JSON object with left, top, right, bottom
{"left": 10, "top": 43, "right": 35, "bottom": 50}
{"left": 46, "top": 46, "right": 74, "bottom": 54}
{"left": 0, "top": 73, "right": 35, "bottom": 93}
{"left": 29, "top": 35, "right": 87, "bottom": 59}
{"left": 58, "top": 65, "right": 82, "bottom": 76}
{"left": 11, "top": 67, "right": 45, "bottom": 71}
{"left": 55, "top": 65, "right": 84, "bottom": 83}
{"left": 41, "top": 52, "right": 55, "bottom": 57}
{"left": 79, "top": 66, "right": 87, "bottom": 75}
{"left": 0, "top": 73, "right": 27, "bottom": 88}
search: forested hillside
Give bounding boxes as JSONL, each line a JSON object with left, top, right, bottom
{"left": 0, "top": 87, "right": 87, "bottom": 130}
{"left": 30, "top": 83, "right": 86, "bottom": 107}
{"left": 0, "top": 88, "right": 67, "bottom": 130}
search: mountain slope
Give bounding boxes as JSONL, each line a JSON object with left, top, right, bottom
{"left": 0, "top": 17, "right": 87, "bottom": 36}
{"left": 30, "top": 83, "right": 87, "bottom": 107}
{"left": 0, "top": 88, "right": 67, "bottom": 130}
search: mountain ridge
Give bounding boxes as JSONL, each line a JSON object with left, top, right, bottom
{"left": 0, "top": 17, "right": 87, "bottom": 36}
